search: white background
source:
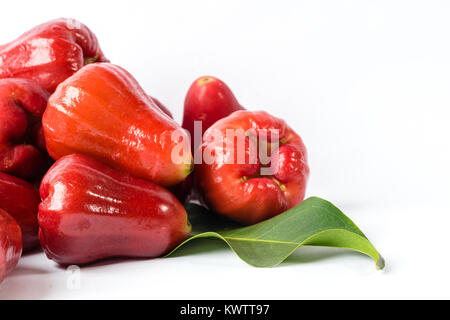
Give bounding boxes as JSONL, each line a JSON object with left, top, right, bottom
{"left": 0, "top": 0, "right": 449, "bottom": 299}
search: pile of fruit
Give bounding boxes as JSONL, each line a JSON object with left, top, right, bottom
{"left": 0, "top": 18, "right": 310, "bottom": 283}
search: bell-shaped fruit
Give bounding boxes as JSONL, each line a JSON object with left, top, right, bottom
{"left": 0, "top": 18, "right": 107, "bottom": 92}
{"left": 38, "top": 154, "right": 192, "bottom": 265}
{"left": 196, "top": 110, "right": 309, "bottom": 225}
{"left": 182, "top": 76, "right": 244, "bottom": 152}
{"left": 43, "top": 63, "right": 192, "bottom": 187}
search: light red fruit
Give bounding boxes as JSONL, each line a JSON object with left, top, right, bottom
{"left": 196, "top": 110, "right": 309, "bottom": 225}
{"left": 43, "top": 63, "right": 192, "bottom": 187}
{"left": 0, "top": 18, "right": 107, "bottom": 93}
{"left": 182, "top": 76, "right": 244, "bottom": 152}
{"left": 38, "top": 154, "right": 192, "bottom": 265}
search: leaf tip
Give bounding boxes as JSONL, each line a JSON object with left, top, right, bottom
{"left": 376, "top": 255, "right": 385, "bottom": 270}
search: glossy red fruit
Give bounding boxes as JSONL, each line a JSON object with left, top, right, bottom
{"left": 0, "top": 18, "right": 107, "bottom": 93}
{"left": 196, "top": 110, "right": 309, "bottom": 225}
{"left": 182, "top": 76, "right": 244, "bottom": 152}
{"left": 0, "top": 78, "right": 51, "bottom": 181}
{"left": 38, "top": 154, "right": 192, "bottom": 265}
{"left": 0, "top": 209, "right": 22, "bottom": 284}
{"left": 43, "top": 63, "right": 192, "bottom": 187}
{"left": 0, "top": 172, "right": 41, "bottom": 252}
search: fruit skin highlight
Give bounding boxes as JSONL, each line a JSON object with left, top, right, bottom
{"left": 0, "top": 78, "right": 51, "bottom": 181}
{"left": 38, "top": 154, "right": 192, "bottom": 265}
{"left": 0, "top": 172, "right": 41, "bottom": 252}
{"left": 196, "top": 110, "right": 309, "bottom": 225}
{"left": 43, "top": 63, "right": 192, "bottom": 187}
{"left": 182, "top": 76, "right": 244, "bottom": 152}
{"left": 0, "top": 18, "right": 108, "bottom": 93}
{"left": 0, "top": 209, "right": 22, "bottom": 284}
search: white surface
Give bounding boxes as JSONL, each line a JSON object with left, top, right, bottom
{"left": 1, "top": 0, "right": 449, "bottom": 299}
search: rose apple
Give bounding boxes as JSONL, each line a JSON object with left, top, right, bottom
{"left": 43, "top": 63, "right": 192, "bottom": 187}
{"left": 38, "top": 154, "right": 192, "bottom": 265}
{"left": 182, "top": 76, "right": 244, "bottom": 152}
{"left": 196, "top": 110, "right": 309, "bottom": 225}
{"left": 0, "top": 18, "right": 107, "bottom": 93}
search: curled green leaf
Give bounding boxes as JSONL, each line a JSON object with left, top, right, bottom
{"left": 167, "top": 197, "right": 384, "bottom": 269}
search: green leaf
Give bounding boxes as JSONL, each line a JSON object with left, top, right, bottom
{"left": 167, "top": 197, "right": 385, "bottom": 269}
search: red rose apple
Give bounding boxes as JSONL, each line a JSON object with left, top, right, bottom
{"left": 196, "top": 110, "right": 309, "bottom": 225}
{"left": 181, "top": 76, "right": 244, "bottom": 203}
{"left": 182, "top": 76, "right": 244, "bottom": 152}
